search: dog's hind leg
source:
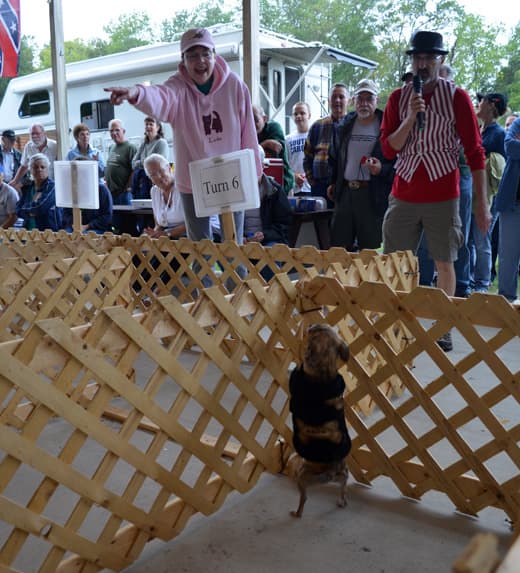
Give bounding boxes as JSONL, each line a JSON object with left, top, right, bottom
{"left": 336, "top": 467, "right": 348, "bottom": 508}
{"left": 290, "top": 478, "right": 307, "bottom": 518}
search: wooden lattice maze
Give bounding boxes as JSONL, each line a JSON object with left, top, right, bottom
{"left": 0, "top": 230, "right": 518, "bottom": 572}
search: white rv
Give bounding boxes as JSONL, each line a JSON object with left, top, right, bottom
{"left": 0, "top": 24, "right": 376, "bottom": 159}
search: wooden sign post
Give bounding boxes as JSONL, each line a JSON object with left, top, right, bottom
{"left": 71, "top": 162, "right": 82, "bottom": 232}
{"left": 220, "top": 210, "right": 237, "bottom": 243}
{"left": 54, "top": 161, "right": 99, "bottom": 233}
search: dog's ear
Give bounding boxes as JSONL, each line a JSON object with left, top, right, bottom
{"left": 337, "top": 340, "right": 349, "bottom": 364}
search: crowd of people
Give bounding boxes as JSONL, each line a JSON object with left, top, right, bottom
{"left": 1, "top": 27, "right": 519, "bottom": 348}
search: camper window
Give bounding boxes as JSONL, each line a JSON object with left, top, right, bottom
{"left": 19, "top": 90, "right": 50, "bottom": 118}
{"left": 80, "top": 100, "right": 114, "bottom": 132}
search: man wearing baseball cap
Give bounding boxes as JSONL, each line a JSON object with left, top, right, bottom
{"left": 104, "top": 27, "right": 262, "bottom": 244}
{"left": 0, "top": 129, "right": 22, "bottom": 185}
{"left": 328, "top": 78, "right": 395, "bottom": 252}
{"left": 470, "top": 91, "right": 508, "bottom": 295}
{"left": 380, "top": 30, "right": 490, "bottom": 352}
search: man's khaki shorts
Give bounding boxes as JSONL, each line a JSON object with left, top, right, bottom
{"left": 383, "top": 196, "right": 463, "bottom": 262}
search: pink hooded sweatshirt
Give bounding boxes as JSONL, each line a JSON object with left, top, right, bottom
{"left": 132, "top": 55, "right": 262, "bottom": 194}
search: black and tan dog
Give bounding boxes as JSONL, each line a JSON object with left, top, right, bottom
{"left": 288, "top": 323, "right": 351, "bottom": 517}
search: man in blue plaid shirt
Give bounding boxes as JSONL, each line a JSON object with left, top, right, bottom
{"left": 303, "top": 83, "right": 349, "bottom": 206}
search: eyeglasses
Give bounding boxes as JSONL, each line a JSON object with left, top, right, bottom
{"left": 185, "top": 50, "right": 213, "bottom": 62}
{"left": 411, "top": 54, "right": 441, "bottom": 64}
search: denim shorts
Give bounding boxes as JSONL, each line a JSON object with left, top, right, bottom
{"left": 383, "top": 196, "right": 463, "bottom": 262}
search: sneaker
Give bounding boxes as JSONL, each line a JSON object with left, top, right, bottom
{"left": 437, "top": 331, "right": 453, "bottom": 352}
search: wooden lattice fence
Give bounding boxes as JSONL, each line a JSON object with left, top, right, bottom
{"left": 0, "top": 231, "right": 519, "bottom": 572}
{"left": 0, "top": 229, "right": 418, "bottom": 307}
{"left": 0, "top": 231, "right": 415, "bottom": 415}
{"left": 0, "top": 248, "right": 133, "bottom": 342}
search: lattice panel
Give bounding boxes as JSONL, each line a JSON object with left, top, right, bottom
{"left": 0, "top": 229, "right": 113, "bottom": 255}
{"left": 111, "top": 236, "right": 418, "bottom": 307}
{"left": 0, "top": 248, "right": 134, "bottom": 341}
{"left": 0, "top": 233, "right": 412, "bottom": 409}
{"left": 0, "top": 229, "right": 419, "bottom": 308}
{"left": 0, "top": 275, "right": 519, "bottom": 572}
{"left": 296, "top": 277, "right": 520, "bottom": 523}
{"left": 0, "top": 277, "right": 299, "bottom": 572}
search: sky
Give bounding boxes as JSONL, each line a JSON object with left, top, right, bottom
{"left": 20, "top": 0, "right": 520, "bottom": 47}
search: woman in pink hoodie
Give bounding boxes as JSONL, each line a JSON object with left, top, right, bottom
{"left": 105, "top": 27, "right": 262, "bottom": 243}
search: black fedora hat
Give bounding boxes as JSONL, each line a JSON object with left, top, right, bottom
{"left": 406, "top": 31, "right": 448, "bottom": 55}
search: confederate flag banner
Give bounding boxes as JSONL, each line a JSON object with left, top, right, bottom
{"left": 0, "top": 0, "right": 20, "bottom": 77}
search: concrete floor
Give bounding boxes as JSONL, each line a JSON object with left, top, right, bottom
{"left": 123, "top": 471, "right": 512, "bottom": 573}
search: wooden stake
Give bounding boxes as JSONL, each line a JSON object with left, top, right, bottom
{"left": 221, "top": 210, "right": 237, "bottom": 242}
{"left": 71, "top": 162, "right": 82, "bottom": 232}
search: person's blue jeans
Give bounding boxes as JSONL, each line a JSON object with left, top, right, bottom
{"left": 417, "top": 234, "right": 435, "bottom": 286}
{"left": 453, "top": 172, "right": 472, "bottom": 296}
{"left": 498, "top": 206, "right": 520, "bottom": 301}
{"left": 469, "top": 214, "right": 492, "bottom": 292}
{"left": 418, "top": 172, "right": 472, "bottom": 296}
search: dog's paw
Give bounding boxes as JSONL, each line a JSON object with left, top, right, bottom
{"left": 290, "top": 510, "right": 303, "bottom": 518}
{"left": 336, "top": 497, "right": 347, "bottom": 508}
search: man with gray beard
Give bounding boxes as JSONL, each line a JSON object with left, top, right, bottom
{"left": 380, "top": 30, "right": 490, "bottom": 352}
{"left": 328, "top": 79, "right": 395, "bottom": 252}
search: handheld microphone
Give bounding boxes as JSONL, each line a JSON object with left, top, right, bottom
{"left": 412, "top": 75, "right": 425, "bottom": 130}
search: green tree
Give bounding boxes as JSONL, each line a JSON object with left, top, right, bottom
{"left": 102, "top": 12, "right": 153, "bottom": 54}
{"left": 35, "top": 11, "right": 155, "bottom": 71}
{"left": 496, "top": 23, "right": 520, "bottom": 113}
{"left": 0, "top": 36, "right": 39, "bottom": 103}
{"left": 373, "top": 0, "right": 464, "bottom": 95}
{"left": 260, "top": 0, "right": 379, "bottom": 86}
{"left": 449, "top": 13, "right": 506, "bottom": 96}
{"left": 18, "top": 36, "right": 40, "bottom": 75}
{"left": 8, "top": 2, "right": 520, "bottom": 115}
{"left": 159, "top": 1, "right": 238, "bottom": 42}
{"left": 38, "top": 38, "right": 104, "bottom": 70}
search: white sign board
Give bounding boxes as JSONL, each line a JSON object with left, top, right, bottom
{"left": 54, "top": 161, "right": 99, "bottom": 209}
{"left": 189, "top": 149, "right": 260, "bottom": 217}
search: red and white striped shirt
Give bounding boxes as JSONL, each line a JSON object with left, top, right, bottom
{"left": 381, "top": 78, "right": 485, "bottom": 203}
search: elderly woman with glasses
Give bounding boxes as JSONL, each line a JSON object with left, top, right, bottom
{"left": 16, "top": 153, "right": 62, "bottom": 231}
{"left": 142, "top": 153, "right": 185, "bottom": 239}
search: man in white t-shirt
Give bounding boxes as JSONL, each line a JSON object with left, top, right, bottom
{"left": 9, "top": 123, "right": 57, "bottom": 190}
{"left": 285, "top": 102, "right": 311, "bottom": 195}
{"left": 328, "top": 79, "right": 395, "bottom": 252}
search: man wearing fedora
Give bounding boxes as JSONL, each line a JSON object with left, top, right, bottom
{"left": 380, "top": 30, "right": 491, "bottom": 352}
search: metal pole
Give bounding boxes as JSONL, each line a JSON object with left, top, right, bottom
{"left": 49, "top": 0, "right": 81, "bottom": 230}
